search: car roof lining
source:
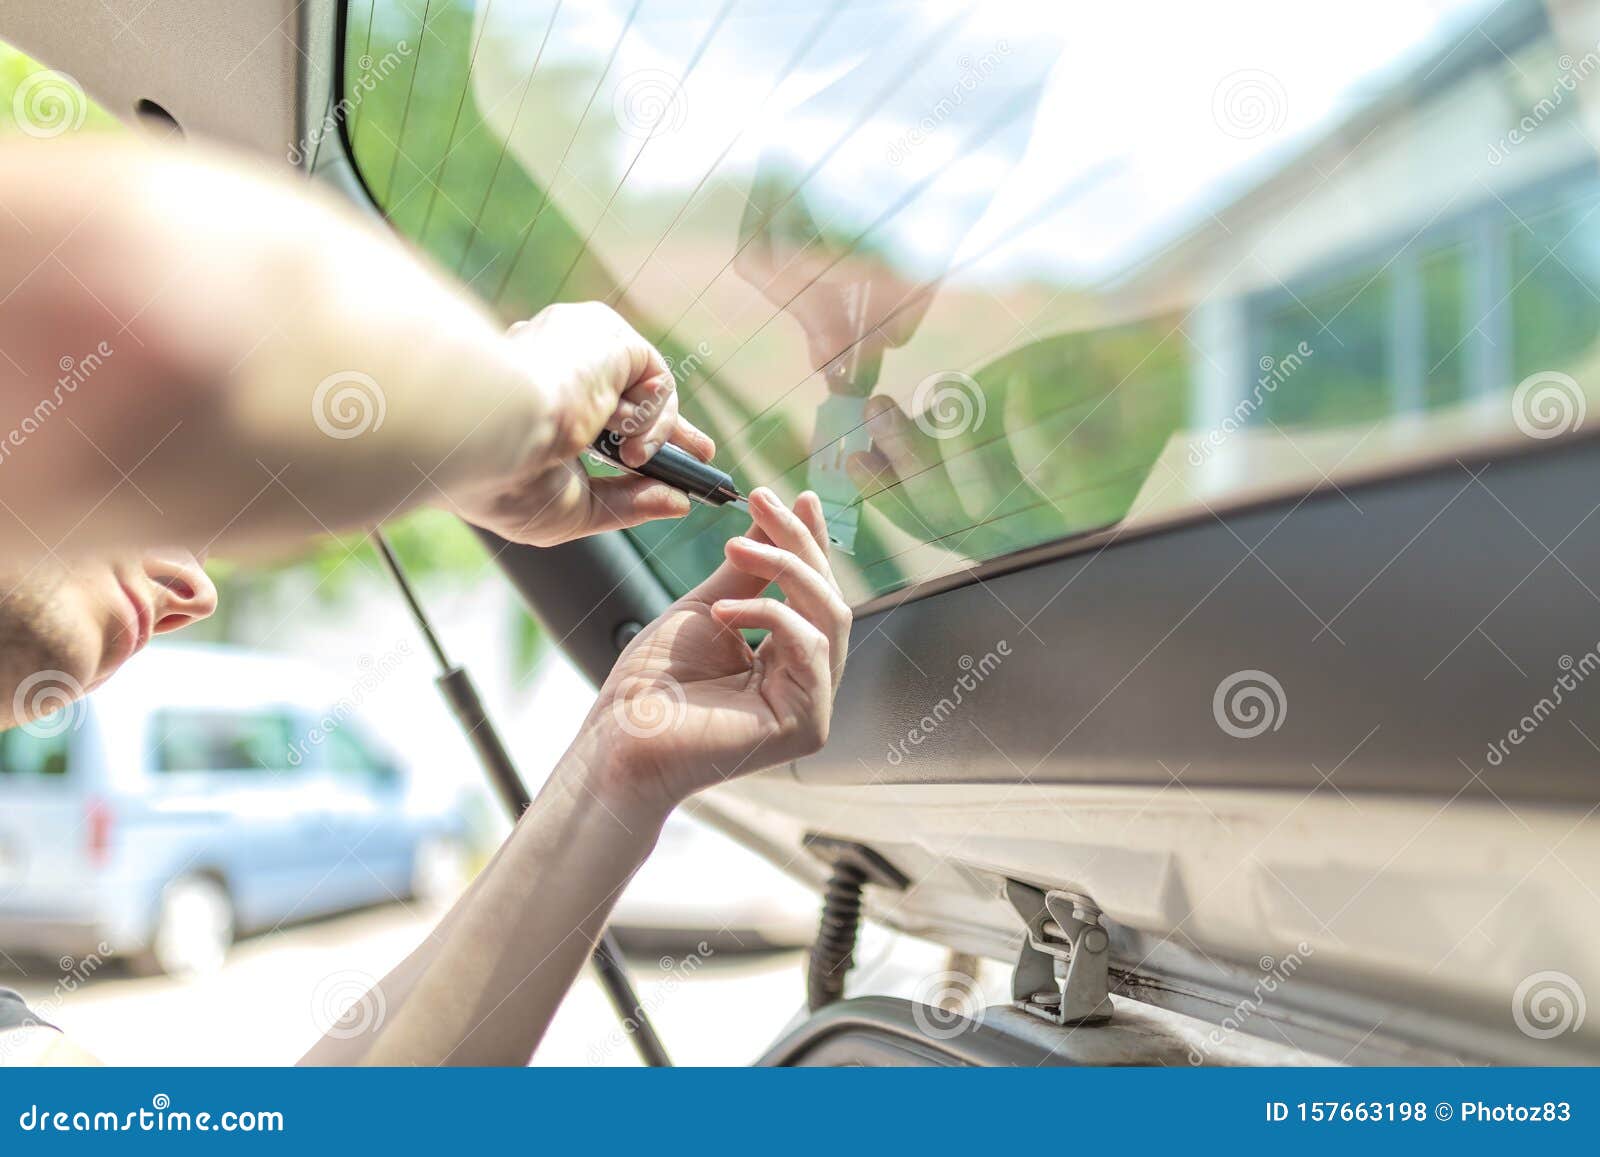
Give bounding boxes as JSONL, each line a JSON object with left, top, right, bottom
{"left": 0, "top": 0, "right": 335, "bottom": 158}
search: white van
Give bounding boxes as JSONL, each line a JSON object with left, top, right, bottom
{"left": 0, "top": 644, "right": 465, "bottom": 976}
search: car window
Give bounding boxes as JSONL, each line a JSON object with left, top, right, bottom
{"left": 0, "top": 727, "right": 71, "bottom": 777}
{"left": 151, "top": 710, "right": 296, "bottom": 774}
{"left": 343, "top": 0, "right": 1600, "bottom": 605}
{"left": 322, "top": 725, "right": 399, "bottom": 789}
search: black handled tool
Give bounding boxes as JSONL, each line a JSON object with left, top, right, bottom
{"left": 589, "top": 430, "right": 748, "bottom": 511}
{"left": 592, "top": 430, "right": 848, "bottom": 547}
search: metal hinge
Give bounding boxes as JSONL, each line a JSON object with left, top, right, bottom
{"left": 1004, "top": 880, "right": 1113, "bottom": 1026}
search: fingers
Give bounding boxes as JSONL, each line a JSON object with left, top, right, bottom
{"left": 864, "top": 394, "right": 941, "bottom": 478}
{"left": 793, "top": 491, "right": 831, "bottom": 555}
{"left": 599, "top": 321, "right": 713, "bottom": 468}
{"left": 747, "top": 487, "right": 830, "bottom": 579}
{"left": 604, "top": 313, "right": 716, "bottom": 470}
{"left": 724, "top": 535, "right": 849, "bottom": 686}
{"left": 513, "top": 302, "right": 717, "bottom": 472}
{"left": 693, "top": 491, "right": 849, "bottom": 664}
{"left": 721, "top": 488, "right": 849, "bottom": 684}
{"left": 527, "top": 302, "right": 679, "bottom": 467}
{"left": 615, "top": 371, "right": 680, "bottom": 467}
{"left": 604, "top": 307, "right": 674, "bottom": 399}
{"left": 845, "top": 447, "right": 899, "bottom": 500}
{"left": 669, "top": 412, "right": 716, "bottom": 462}
{"left": 710, "top": 597, "right": 831, "bottom": 704}
{"left": 576, "top": 474, "right": 691, "bottom": 535}
{"left": 792, "top": 490, "right": 844, "bottom": 599}
{"left": 603, "top": 384, "right": 715, "bottom": 469}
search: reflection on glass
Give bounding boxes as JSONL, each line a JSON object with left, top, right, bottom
{"left": 343, "top": 0, "right": 1600, "bottom": 606}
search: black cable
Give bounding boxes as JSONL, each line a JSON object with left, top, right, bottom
{"left": 371, "top": 529, "right": 671, "bottom": 1066}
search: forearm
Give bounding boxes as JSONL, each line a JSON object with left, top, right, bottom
{"left": 297, "top": 809, "right": 537, "bottom": 1065}
{"left": 349, "top": 742, "right": 665, "bottom": 1067}
{"left": 296, "top": 853, "right": 493, "bottom": 1065}
{"left": 302, "top": 485, "right": 850, "bottom": 1066}
{"left": 0, "top": 138, "right": 549, "bottom": 559}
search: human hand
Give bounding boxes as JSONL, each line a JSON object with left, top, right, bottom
{"left": 449, "top": 302, "right": 715, "bottom": 546}
{"left": 733, "top": 175, "right": 932, "bottom": 394}
{"left": 844, "top": 391, "right": 1037, "bottom": 559}
{"left": 568, "top": 488, "right": 851, "bottom": 820}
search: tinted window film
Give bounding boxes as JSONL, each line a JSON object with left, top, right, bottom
{"left": 345, "top": 0, "right": 1600, "bottom": 604}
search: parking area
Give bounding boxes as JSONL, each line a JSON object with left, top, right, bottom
{"left": 2, "top": 902, "right": 809, "bottom": 1066}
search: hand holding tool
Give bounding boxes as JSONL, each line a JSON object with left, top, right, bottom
{"left": 589, "top": 430, "right": 748, "bottom": 512}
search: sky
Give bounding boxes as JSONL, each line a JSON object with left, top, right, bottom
{"left": 468, "top": 0, "right": 1501, "bottom": 286}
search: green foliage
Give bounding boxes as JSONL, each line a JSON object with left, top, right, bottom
{"left": 0, "top": 41, "right": 120, "bottom": 135}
